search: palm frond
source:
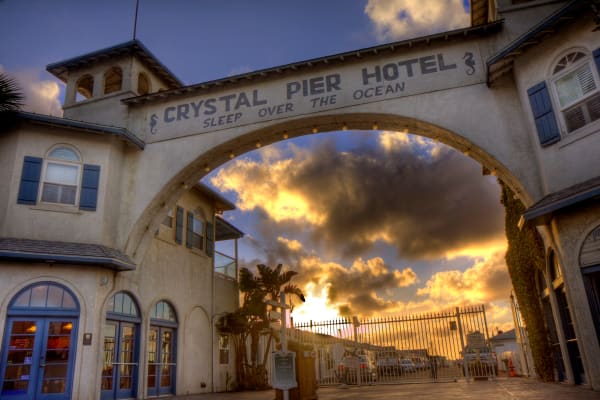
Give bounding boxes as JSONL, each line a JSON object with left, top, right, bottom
{"left": 0, "top": 73, "right": 24, "bottom": 113}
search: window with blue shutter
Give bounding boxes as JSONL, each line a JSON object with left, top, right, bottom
{"left": 79, "top": 164, "right": 100, "bottom": 211}
{"left": 527, "top": 81, "right": 560, "bottom": 146}
{"left": 549, "top": 50, "right": 600, "bottom": 134}
{"left": 175, "top": 206, "right": 184, "bottom": 244}
{"left": 17, "top": 156, "right": 42, "bottom": 205}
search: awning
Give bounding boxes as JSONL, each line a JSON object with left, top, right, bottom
{"left": 215, "top": 216, "right": 244, "bottom": 241}
{"left": 521, "top": 175, "right": 600, "bottom": 226}
{"left": 0, "top": 237, "right": 136, "bottom": 271}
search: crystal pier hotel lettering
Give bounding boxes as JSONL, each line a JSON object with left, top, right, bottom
{"left": 153, "top": 50, "right": 471, "bottom": 139}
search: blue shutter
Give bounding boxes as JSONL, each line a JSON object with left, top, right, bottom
{"left": 593, "top": 48, "right": 600, "bottom": 74}
{"left": 206, "top": 222, "right": 214, "bottom": 257}
{"left": 17, "top": 156, "right": 42, "bottom": 205}
{"left": 186, "top": 212, "right": 193, "bottom": 248}
{"left": 175, "top": 206, "right": 184, "bottom": 244}
{"left": 527, "top": 81, "right": 560, "bottom": 146}
{"left": 79, "top": 164, "right": 100, "bottom": 211}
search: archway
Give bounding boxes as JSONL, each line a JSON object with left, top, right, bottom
{"left": 123, "top": 114, "right": 534, "bottom": 263}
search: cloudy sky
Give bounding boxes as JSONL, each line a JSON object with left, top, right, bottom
{"left": 0, "top": 0, "right": 515, "bottom": 333}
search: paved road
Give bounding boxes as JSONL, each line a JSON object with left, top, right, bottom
{"left": 172, "top": 378, "right": 600, "bottom": 399}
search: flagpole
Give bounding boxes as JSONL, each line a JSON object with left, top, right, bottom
{"left": 133, "top": 0, "right": 140, "bottom": 40}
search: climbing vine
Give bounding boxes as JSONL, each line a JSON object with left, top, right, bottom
{"left": 501, "top": 182, "right": 555, "bottom": 381}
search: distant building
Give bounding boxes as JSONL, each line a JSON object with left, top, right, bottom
{"left": 490, "top": 330, "right": 523, "bottom": 375}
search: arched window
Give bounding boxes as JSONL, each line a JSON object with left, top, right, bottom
{"left": 552, "top": 50, "right": 600, "bottom": 133}
{"left": 148, "top": 301, "right": 177, "bottom": 396}
{"left": 75, "top": 74, "right": 93, "bottom": 102}
{"left": 150, "top": 300, "right": 177, "bottom": 323}
{"left": 1, "top": 282, "right": 79, "bottom": 398}
{"left": 137, "top": 73, "right": 151, "bottom": 95}
{"left": 102, "top": 292, "right": 140, "bottom": 399}
{"left": 10, "top": 282, "right": 78, "bottom": 311}
{"left": 41, "top": 146, "right": 81, "bottom": 206}
{"left": 104, "top": 66, "right": 122, "bottom": 94}
{"left": 106, "top": 291, "right": 139, "bottom": 317}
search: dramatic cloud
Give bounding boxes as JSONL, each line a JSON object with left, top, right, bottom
{"left": 0, "top": 66, "right": 62, "bottom": 116}
{"left": 239, "top": 236, "right": 418, "bottom": 318}
{"left": 215, "top": 131, "right": 511, "bottom": 329}
{"left": 416, "top": 251, "right": 511, "bottom": 305}
{"left": 240, "top": 237, "right": 513, "bottom": 334}
{"left": 212, "top": 132, "right": 504, "bottom": 261}
{"left": 365, "top": 0, "right": 470, "bottom": 41}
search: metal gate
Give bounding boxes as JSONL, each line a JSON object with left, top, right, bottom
{"left": 290, "top": 305, "right": 497, "bottom": 385}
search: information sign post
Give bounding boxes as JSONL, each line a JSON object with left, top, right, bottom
{"left": 269, "top": 292, "right": 296, "bottom": 400}
{"left": 272, "top": 351, "right": 297, "bottom": 391}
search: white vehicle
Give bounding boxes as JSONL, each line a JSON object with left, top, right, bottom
{"left": 376, "top": 351, "right": 399, "bottom": 375}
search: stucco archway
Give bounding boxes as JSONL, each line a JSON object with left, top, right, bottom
{"left": 123, "top": 112, "right": 533, "bottom": 262}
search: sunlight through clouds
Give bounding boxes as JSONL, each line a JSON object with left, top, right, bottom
{"left": 416, "top": 251, "right": 511, "bottom": 304}
{"left": 379, "top": 130, "right": 444, "bottom": 159}
{"left": 212, "top": 135, "right": 504, "bottom": 260}
{"left": 211, "top": 157, "right": 326, "bottom": 225}
{"left": 214, "top": 132, "right": 511, "bottom": 326}
{"left": 365, "top": 0, "right": 470, "bottom": 41}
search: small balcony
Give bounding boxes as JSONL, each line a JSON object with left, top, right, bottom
{"left": 214, "top": 215, "right": 244, "bottom": 280}
{"left": 214, "top": 251, "right": 237, "bottom": 279}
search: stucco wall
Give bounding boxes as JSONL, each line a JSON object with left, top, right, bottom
{"left": 0, "top": 133, "right": 18, "bottom": 233}
{"left": 0, "top": 181, "right": 239, "bottom": 398}
{"left": 514, "top": 15, "right": 600, "bottom": 195}
{"left": 2, "top": 124, "right": 128, "bottom": 246}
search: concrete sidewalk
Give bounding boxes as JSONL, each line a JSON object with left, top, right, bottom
{"left": 171, "top": 378, "right": 600, "bottom": 400}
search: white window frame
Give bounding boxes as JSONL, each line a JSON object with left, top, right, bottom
{"left": 550, "top": 50, "right": 600, "bottom": 136}
{"left": 39, "top": 145, "right": 82, "bottom": 207}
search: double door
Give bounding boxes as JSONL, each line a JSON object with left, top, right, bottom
{"left": 147, "top": 326, "right": 175, "bottom": 396}
{"left": 1, "top": 317, "right": 77, "bottom": 400}
{"left": 101, "top": 321, "right": 138, "bottom": 400}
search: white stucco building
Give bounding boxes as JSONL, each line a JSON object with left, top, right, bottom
{"left": 0, "top": 105, "right": 243, "bottom": 398}
{"left": 1, "top": 0, "right": 600, "bottom": 398}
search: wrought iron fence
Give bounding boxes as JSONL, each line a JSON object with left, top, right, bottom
{"left": 290, "top": 305, "right": 496, "bottom": 385}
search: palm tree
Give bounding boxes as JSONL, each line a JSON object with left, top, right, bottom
{"left": 217, "top": 263, "right": 305, "bottom": 390}
{"left": 0, "top": 72, "right": 24, "bottom": 131}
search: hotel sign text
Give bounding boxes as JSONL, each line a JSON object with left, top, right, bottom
{"left": 143, "top": 43, "right": 483, "bottom": 142}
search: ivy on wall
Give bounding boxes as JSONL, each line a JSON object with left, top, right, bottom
{"left": 501, "top": 182, "right": 555, "bottom": 381}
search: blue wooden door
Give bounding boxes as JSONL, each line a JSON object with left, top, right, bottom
{"left": 1, "top": 318, "right": 77, "bottom": 400}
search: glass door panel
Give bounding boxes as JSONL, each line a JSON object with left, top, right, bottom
{"left": 147, "top": 328, "right": 158, "bottom": 391}
{"left": 1, "top": 320, "right": 37, "bottom": 396}
{"left": 118, "top": 325, "right": 135, "bottom": 392}
{"left": 101, "top": 323, "right": 116, "bottom": 391}
{"left": 159, "top": 329, "right": 173, "bottom": 392}
{"left": 40, "top": 321, "right": 73, "bottom": 394}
